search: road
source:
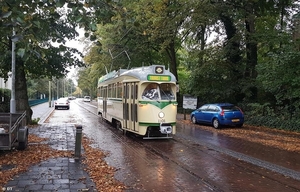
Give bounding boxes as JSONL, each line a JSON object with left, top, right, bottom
{"left": 47, "top": 98, "right": 300, "bottom": 191}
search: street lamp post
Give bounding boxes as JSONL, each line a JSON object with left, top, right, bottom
{"left": 49, "top": 80, "right": 52, "bottom": 107}
{"left": 10, "top": 28, "right": 16, "bottom": 113}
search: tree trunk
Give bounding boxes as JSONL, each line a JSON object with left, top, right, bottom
{"left": 219, "top": 14, "right": 242, "bottom": 65}
{"left": 244, "top": 4, "right": 258, "bottom": 101}
{"left": 166, "top": 40, "right": 178, "bottom": 82}
{"left": 16, "top": 59, "right": 32, "bottom": 124}
{"left": 244, "top": 6, "right": 258, "bottom": 79}
{"left": 219, "top": 13, "right": 244, "bottom": 102}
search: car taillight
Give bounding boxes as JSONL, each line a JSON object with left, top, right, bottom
{"left": 220, "top": 110, "right": 224, "bottom": 116}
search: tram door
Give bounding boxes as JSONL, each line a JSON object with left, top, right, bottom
{"left": 123, "top": 82, "right": 138, "bottom": 132}
{"left": 102, "top": 86, "right": 107, "bottom": 119}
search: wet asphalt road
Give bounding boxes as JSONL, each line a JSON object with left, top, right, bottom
{"left": 35, "top": 99, "right": 300, "bottom": 191}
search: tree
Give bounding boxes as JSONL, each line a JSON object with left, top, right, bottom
{"left": 186, "top": 0, "right": 299, "bottom": 105}
{"left": 0, "top": 1, "right": 109, "bottom": 122}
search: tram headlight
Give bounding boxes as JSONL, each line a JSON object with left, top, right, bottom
{"left": 158, "top": 111, "right": 165, "bottom": 118}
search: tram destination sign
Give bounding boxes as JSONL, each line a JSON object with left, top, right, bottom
{"left": 147, "top": 75, "right": 171, "bottom": 81}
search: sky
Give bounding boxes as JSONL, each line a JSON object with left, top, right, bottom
{"left": 65, "top": 27, "right": 86, "bottom": 85}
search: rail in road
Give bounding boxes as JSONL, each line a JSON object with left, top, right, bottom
{"left": 52, "top": 99, "right": 300, "bottom": 191}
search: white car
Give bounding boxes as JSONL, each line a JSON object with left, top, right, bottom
{"left": 54, "top": 98, "right": 70, "bottom": 110}
{"left": 83, "top": 96, "right": 91, "bottom": 102}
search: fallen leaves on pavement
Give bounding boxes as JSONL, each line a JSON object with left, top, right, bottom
{"left": 178, "top": 114, "right": 300, "bottom": 153}
{"left": 0, "top": 134, "right": 72, "bottom": 188}
{"left": 0, "top": 133, "right": 126, "bottom": 192}
{"left": 81, "top": 137, "right": 126, "bottom": 191}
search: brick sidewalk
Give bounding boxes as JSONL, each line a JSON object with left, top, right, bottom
{"left": 2, "top": 103, "right": 97, "bottom": 192}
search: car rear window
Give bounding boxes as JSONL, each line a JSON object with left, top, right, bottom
{"left": 221, "top": 105, "right": 240, "bottom": 111}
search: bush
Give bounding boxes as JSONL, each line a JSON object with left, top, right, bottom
{"left": 245, "top": 115, "right": 300, "bottom": 132}
{"left": 30, "top": 118, "right": 40, "bottom": 125}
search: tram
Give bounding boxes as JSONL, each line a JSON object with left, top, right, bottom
{"left": 97, "top": 65, "right": 178, "bottom": 139}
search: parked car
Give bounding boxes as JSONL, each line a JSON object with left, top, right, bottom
{"left": 83, "top": 96, "right": 91, "bottom": 102}
{"left": 54, "top": 98, "right": 70, "bottom": 110}
{"left": 190, "top": 103, "right": 244, "bottom": 129}
{"left": 68, "top": 96, "right": 76, "bottom": 100}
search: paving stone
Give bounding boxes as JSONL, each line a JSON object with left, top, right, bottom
{"left": 4, "top": 123, "right": 96, "bottom": 192}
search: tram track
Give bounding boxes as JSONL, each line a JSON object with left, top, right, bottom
{"left": 131, "top": 136, "right": 223, "bottom": 191}
{"left": 174, "top": 133, "right": 300, "bottom": 181}
{"left": 74, "top": 100, "right": 223, "bottom": 190}
{"left": 74, "top": 100, "right": 300, "bottom": 191}
{"left": 132, "top": 132, "right": 300, "bottom": 191}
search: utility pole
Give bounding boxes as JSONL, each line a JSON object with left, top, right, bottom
{"left": 10, "top": 28, "right": 16, "bottom": 113}
{"left": 49, "top": 80, "right": 51, "bottom": 107}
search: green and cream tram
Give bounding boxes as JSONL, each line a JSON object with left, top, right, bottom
{"left": 97, "top": 65, "right": 177, "bottom": 139}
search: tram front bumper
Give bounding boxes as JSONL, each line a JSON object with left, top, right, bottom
{"left": 160, "top": 123, "right": 172, "bottom": 134}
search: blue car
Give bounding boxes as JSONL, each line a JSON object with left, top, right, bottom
{"left": 190, "top": 103, "right": 244, "bottom": 129}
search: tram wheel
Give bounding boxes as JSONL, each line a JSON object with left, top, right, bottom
{"left": 99, "top": 113, "right": 104, "bottom": 122}
{"left": 116, "top": 121, "right": 122, "bottom": 131}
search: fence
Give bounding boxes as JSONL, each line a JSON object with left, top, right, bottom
{"left": 28, "top": 98, "right": 49, "bottom": 107}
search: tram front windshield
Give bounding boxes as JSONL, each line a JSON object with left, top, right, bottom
{"left": 142, "top": 83, "right": 175, "bottom": 100}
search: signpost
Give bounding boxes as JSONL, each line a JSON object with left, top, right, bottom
{"left": 182, "top": 95, "right": 197, "bottom": 120}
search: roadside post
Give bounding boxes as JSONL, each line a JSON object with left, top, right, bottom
{"left": 75, "top": 124, "right": 83, "bottom": 159}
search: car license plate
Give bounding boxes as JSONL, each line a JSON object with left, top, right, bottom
{"left": 232, "top": 119, "right": 239, "bottom": 122}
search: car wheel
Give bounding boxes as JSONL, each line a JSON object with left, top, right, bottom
{"left": 212, "top": 118, "right": 220, "bottom": 129}
{"left": 191, "top": 116, "right": 197, "bottom": 124}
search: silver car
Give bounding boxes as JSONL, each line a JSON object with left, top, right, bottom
{"left": 83, "top": 96, "right": 91, "bottom": 102}
{"left": 54, "top": 98, "right": 70, "bottom": 110}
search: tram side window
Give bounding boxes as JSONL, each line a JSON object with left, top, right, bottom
{"left": 142, "top": 83, "right": 159, "bottom": 100}
{"left": 103, "top": 88, "right": 105, "bottom": 97}
{"left": 117, "top": 83, "right": 122, "bottom": 98}
{"left": 108, "top": 85, "right": 111, "bottom": 98}
{"left": 111, "top": 84, "right": 114, "bottom": 98}
{"left": 131, "top": 84, "right": 133, "bottom": 99}
{"left": 113, "top": 84, "right": 117, "bottom": 98}
{"left": 126, "top": 84, "right": 130, "bottom": 99}
{"left": 98, "top": 87, "right": 101, "bottom": 97}
{"left": 99, "top": 87, "right": 103, "bottom": 97}
{"left": 124, "top": 84, "right": 130, "bottom": 99}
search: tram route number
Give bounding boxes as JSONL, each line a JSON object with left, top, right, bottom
{"left": 158, "top": 119, "right": 165, "bottom": 123}
{"left": 2, "top": 187, "right": 13, "bottom": 191}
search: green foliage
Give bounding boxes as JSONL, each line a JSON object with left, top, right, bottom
{"left": 30, "top": 118, "right": 40, "bottom": 125}
{"left": 27, "top": 77, "right": 76, "bottom": 100}
{"left": 246, "top": 116, "right": 300, "bottom": 132}
{"left": 0, "top": 0, "right": 111, "bottom": 118}
{"left": 240, "top": 102, "right": 300, "bottom": 132}
{"left": 0, "top": 1, "right": 91, "bottom": 78}
{"left": 77, "top": 68, "right": 98, "bottom": 98}
{"left": 257, "top": 43, "right": 300, "bottom": 108}
{"left": 187, "top": 46, "right": 243, "bottom": 104}
{"left": 57, "top": 0, "right": 300, "bottom": 133}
